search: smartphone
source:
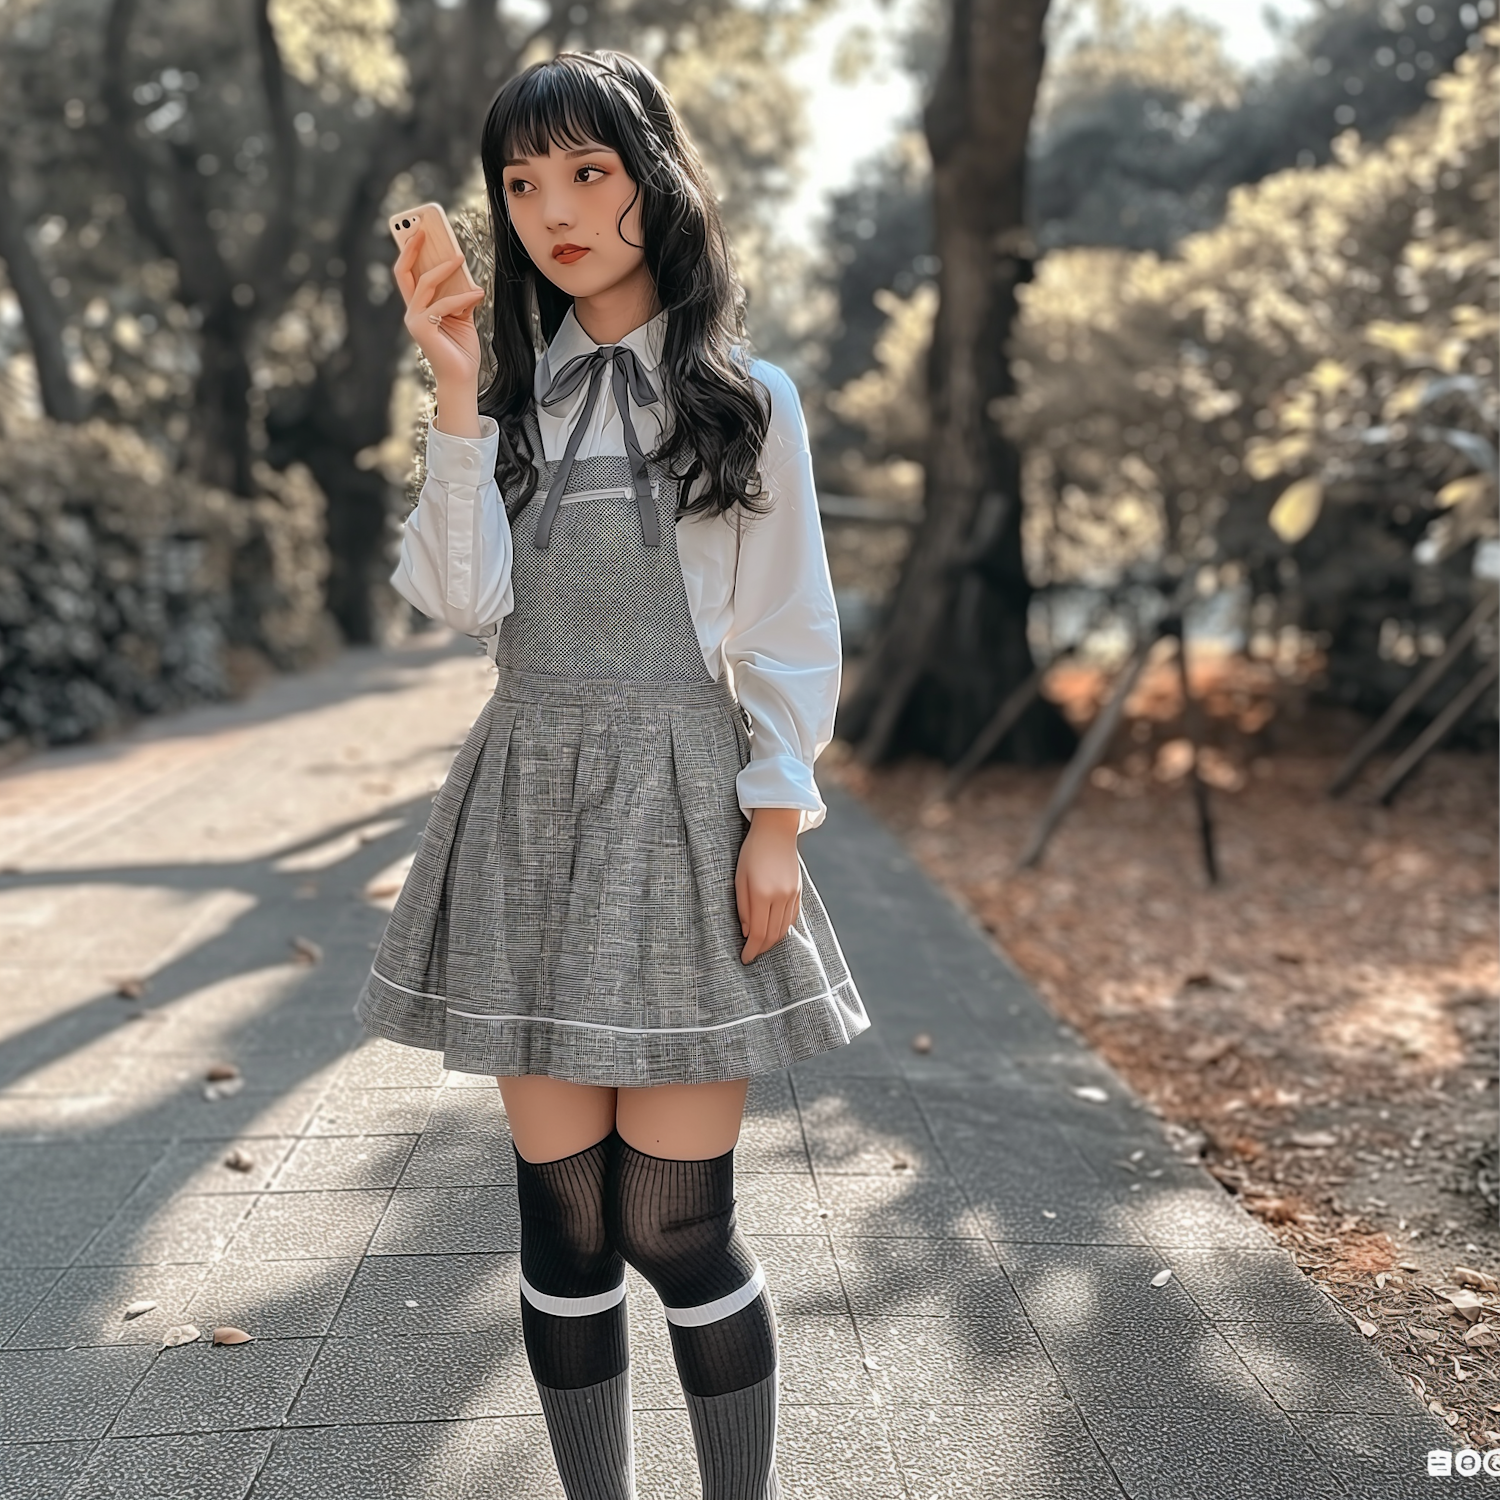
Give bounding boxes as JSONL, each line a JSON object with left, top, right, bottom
{"left": 388, "top": 202, "right": 482, "bottom": 304}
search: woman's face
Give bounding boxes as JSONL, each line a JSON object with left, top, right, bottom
{"left": 501, "top": 140, "right": 647, "bottom": 299}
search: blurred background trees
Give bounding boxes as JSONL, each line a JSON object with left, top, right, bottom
{"left": 0, "top": 0, "right": 1495, "bottom": 765}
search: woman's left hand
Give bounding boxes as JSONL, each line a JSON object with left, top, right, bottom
{"left": 736, "top": 808, "right": 803, "bottom": 963}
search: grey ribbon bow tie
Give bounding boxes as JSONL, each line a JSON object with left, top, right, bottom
{"left": 532, "top": 343, "right": 662, "bottom": 549}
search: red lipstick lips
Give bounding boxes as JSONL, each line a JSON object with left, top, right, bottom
{"left": 552, "top": 243, "right": 589, "bottom": 264}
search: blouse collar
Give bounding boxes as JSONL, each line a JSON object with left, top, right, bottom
{"left": 544, "top": 305, "right": 668, "bottom": 375}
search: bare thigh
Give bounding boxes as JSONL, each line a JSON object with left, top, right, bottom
{"left": 498, "top": 1076, "right": 749, "bottom": 1163}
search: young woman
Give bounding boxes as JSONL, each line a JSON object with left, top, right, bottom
{"left": 356, "top": 48, "right": 870, "bottom": 1500}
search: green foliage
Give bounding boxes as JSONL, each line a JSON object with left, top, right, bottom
{"left": 1002, "top": 32, "right": 1497, "bottom": 707}
{"left": 0, "top": 415, "right": 332, "bottom": 746}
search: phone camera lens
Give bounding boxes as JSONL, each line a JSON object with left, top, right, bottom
{"left": 401, "top": 218, "right": 410, "bottom": 228}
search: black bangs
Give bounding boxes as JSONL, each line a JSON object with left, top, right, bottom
{"left": 476, "top": 51, "right": 771, "bottom": 526}
{"left": 482, "top": 54, "right": 656, "bottom": 174}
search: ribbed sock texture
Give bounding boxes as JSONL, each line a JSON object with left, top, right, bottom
{"left": 608, "top": 1137, "right": 780, "bottom": 1499}
{"left": 685, "top": 1371, "right": 782, "bottom": 1500}
{"left": 516, "top": 1132, "right": 634, "bottom": 1500}
{"left": 537, "top": 1369, "right": 636, "bottom": 1500}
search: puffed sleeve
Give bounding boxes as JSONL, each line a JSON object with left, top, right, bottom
{"left": 724, "top": 361, "right": 843, "bottom": 834}
{"left": 389, "top": 415, "right": 514, "bottom": 637}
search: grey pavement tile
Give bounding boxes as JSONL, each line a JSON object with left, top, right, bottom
{"left": 289, "top": 1329, "right": 534, "bottom": 1425}
{"left": 110, "top": 1337, "right": 322, "bottom": 1437}
{"left": 1165, "top": 1247, "right": 1354, "bottom": 1326}
{"left": 814, "top": 1172, "right": 985, "bottom": 1238}
{"left": 256, "top": 1421, "right": 485, "bottom": 1500}
{"left": 271, "top": 1134, "right": 418, "bottom": 1191}
{"left": 78, "top": 1193, "right": 252, "bottom": 1267}
{"left": 306, "top": 1086, "right": 440, "bottom": 1136}
{"left": 795, "top": 1077, "right": 943, "bottom": 1176}
{"left": 1123, "top": 1179, "right": 1278, "bottom": 1252}
{"left": 775, "top": 1404, "right": 908, "bottom": 1499}
{"left": 959, "top": 1151, "right": 1155, "bottom": 1247}
{"left": 745, "top": 1069, "right": 795, "bottom": 1116}
{"left": 785, "top": 1032, "right": 904, "bottom": 1084}
{"left": 231, "top": 1011, "right": 365, "bottom": 1057}
{"left": 369, "top": 1186, "right": 521, "bottom": 1256}
{"left": 0, "top": 1268, "right": 59, "bottom": 1342}
{"left": 1219, "top": 1319, "right": 1423, "bottom": 1415}
{"left": 72, "top": 1087, "right": 326, "bottom": 1143}
{"left": 227, "top": 1188, "right": 390, "bottom": 1261}
{"left": 7, "top": 1264, "right": 209, "bottom": 1349}
{"left": 399, "top": 1094, "right": 515, "bottom": 1189}
{"left": 830, "top": 1234, "right": 1006, "bottom": 1318}
{"left": 632, "top": 1407, "right": 711, "bottom": 1498}
{"left": 732, "top": 1173, "right": 831, "bottom": 1236}
{"left": 0, "top": 1345, "right": 154, "bottom": 1440}
{"left": 750, "top": 1234, "right": 848, "bottom": 1317}
{"left": 778, "top": 1314, "right": 880, "bottom": 1405}
{"left": 1080, "top": 1403, "right": 1351, "bottom": 1500}
{"left": 996, "top": 1243, "right": 1281, "bottom": 1417}
{"left": 735, "top": 1108, "right": 810, "bottom": 1175}
{"left": 0, "top": 1440, "right": 95, "bottom": 1499}
{"left": 463, "top": 1417, "right": 569, "bottom": 1499}
{"left": 66, "top": 1431, "right": 275, "bottom": 1500}
{"left": 186, "top": 1255, "right": 361, "bottom": 1339}
{"left": 856, "top": 1314, "right": 1064, "bottom": 1406}
{"left": 334, "top": 1039, "right": 450, "bottom": 1089}
{"left": 138, "top": 1138, "right": 299, "bottom": 1195}
{"left": 1291, "top": 1411, "right": 1467, "bottom": 1500}
{"left": 331, "top": 1253, "right": 517, "bottom": 1337}
{"left": 0, "top": 1142, "right": 164, "bottom": 1265}
{"left": 0, "top": 1196, "right": 122, "bottom": 1269}
{"left": 886, "top": 1401, "right": 1126, "bottom": 1500}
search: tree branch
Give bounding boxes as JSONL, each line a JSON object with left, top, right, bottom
{"left": 0, "top": 155, "right": 85, "bottom": 422}
{"left": 250, "top": 0, "right": 299, "bottom": 291}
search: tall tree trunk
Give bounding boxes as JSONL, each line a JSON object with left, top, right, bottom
{"left": 0, "top": 159, "right": 85, "bottom": 423}
{"left": 841, "top": 0, "right": 1073, "bottom": 767}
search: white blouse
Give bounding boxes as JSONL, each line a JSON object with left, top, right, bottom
{"left": 390, "top": 307, "right": 841, "bottom": 833}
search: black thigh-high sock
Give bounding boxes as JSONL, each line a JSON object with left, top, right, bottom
{"left": 607, "top": 1137, "right": 779, "bottom": 1500}
{"left": 515, "top": 1131, "right": 634, "bottom": 1500}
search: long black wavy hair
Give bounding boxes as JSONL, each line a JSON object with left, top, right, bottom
{"left": 477, "top": 50, "right": 770, "bottom": 521}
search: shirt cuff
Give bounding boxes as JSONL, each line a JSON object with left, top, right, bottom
{"left": 736, "top": 755, "right": 827, "bottom": 833}
{"left": 426, "top": 414, "right": 499, "bottom": 485}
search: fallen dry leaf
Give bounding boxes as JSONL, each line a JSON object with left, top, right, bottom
{"left": 1290, "top": 1131, "right": 1338, "bottom": 1149}
{"left": 1436, "top": 1288, "right": 1486, "bottom": 1322}
{"left": 1462, "top": 1323, "right": 1500, "bottom": 1349}
{"left": 223, "top": 1148, "right": 255, "bottom": 1173}
{"left": 1073, "top": 1085, "right": 1108, "bottom": 1103}
{"left": 1357, "top": 1318, "right": 1378, "bottom": 1337}
{"left": 291, "top": 936, "right": 323, "bottom": 965}
{"left": 162, "top": 1324, "right": 200, "bottom": 1348}
{"left": 204, "top": 1064, "right": 240, "bottom": 1083}
{"left": 1150, "top": 1269, "right": 1172, "bottom": 1288}
{"left": 114, "top": 977, "right": 148, "bottom": 1000}
{"left": 122, "top": 1300, "right": 157, "bottom": 1321}
{"left": 212, "top": 1326, "right": 253, "bottom": 1345}
{"left": 202, "top": 1077, "right": 245, "bottom": 1101}
{"left": 1452, "top": 1266, "right": 1500, "bottom": 1293}
{"left": 364, "top": 880, "right": 403, "bottom": 898}
{"left": 909, "top": 1032, "right": 933, "bottom": 1054}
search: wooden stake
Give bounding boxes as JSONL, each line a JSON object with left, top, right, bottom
{"left": 1328, "top": 590, "right": 1499, "bottom": 797}
{"left": 1016, "top": 625, "right": 1162, "bottom": 871}
{"left": 1372, "top": 656, "right": 1499, "bottom": 806}
{"left": 1164, "top": 618, "right": 1218, "bottom": 886}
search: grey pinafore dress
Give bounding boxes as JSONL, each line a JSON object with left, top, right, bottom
{"left": 356, "top": 408, "right": 869, "bottom": 1086}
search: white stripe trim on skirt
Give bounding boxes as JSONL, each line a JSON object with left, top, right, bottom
{"left": 369, "top": 966, "right": 852, "bottom": 1039}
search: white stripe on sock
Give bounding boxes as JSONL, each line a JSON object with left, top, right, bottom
{"left": 662, "top": 1263, "right": 767, "bottom": 1328}
{"left": 519, "top": 1270, "right": 627, "bottom": 1318}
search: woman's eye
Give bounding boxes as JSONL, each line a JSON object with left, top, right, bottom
{"left": 506, "top": 178, "right": 532, "bottom": 196}
{"left": 576, "top": 165, "right": 605, "bottom": 183}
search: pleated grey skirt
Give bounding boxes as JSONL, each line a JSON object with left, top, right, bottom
{"left": 355, "top": 665, "right": 870, "bottom": 1085}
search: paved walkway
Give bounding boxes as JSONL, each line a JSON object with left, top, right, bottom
{"left": 0, "top": 639, "right": 1456, "bottom": 1499}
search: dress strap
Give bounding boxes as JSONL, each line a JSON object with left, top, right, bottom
{"left": 530, "top": 344, "right": 661, "bottom": 550}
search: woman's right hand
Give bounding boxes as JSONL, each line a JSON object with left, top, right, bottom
{"left": 394, "top": 226, "right": 486, "bottom": 399}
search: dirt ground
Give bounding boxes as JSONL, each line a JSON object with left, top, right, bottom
{"left": 828, "top": 647, "right": 1500, "bottom": 1446}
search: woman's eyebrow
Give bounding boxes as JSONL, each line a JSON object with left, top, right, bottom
{"left": 504, "top": 144, "right": 611, "bottom": 166}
